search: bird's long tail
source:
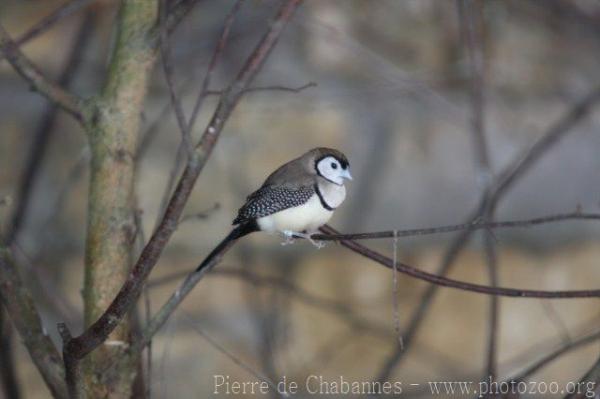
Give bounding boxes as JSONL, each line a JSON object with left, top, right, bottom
{"left": 195, "top": 221, "right": 258, "bottom": 272}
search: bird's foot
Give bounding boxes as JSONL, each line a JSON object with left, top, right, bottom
{"left": 289, "top": 231, "right": 326, "bottom": 249}
{"left": 281, "top": 230, "right": 297, "bottom": 246}
{"left": 280, "top": 231, "right": 326, "bottom": 248}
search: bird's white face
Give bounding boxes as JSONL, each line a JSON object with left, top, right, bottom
{"left": 316, "top": 156, "right": 353, "bottom": 185}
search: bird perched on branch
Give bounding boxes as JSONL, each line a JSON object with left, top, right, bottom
{"left": 195, "top": 147, "right": 352, "bottom": 272}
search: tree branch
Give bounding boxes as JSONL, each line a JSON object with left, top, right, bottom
{"left": 320, "top": 224, "right": 600, "bottom": 298}
{"left": 0, "top": 309, "right": 20, "bottom": 399}
{"left": 187, "top": 0, "right": 245, "bottom": 133}
{"left": 146, "top": 267, "right": 391, "bottom": 339}
{"left": 0, "top": 0, "right": 96, "bottom": 59}
{"left": 127, "top": 209, "right": 600, "bottom": 357}
{"left": 0, "top": 15, "right": 95, "bottom": 397}
{"left": 60, "top": 0, "right": 303, "bottom": 386}
{"left": 0, "top": 24, "right": 85, "bottom": 123}
{"left": 507, "top": 329, "right": 600, "bottom": 382}
{"left": 372, "top": 84, "right": 600, "bottom": 381}
{"left": 461, "top": 0, "right": 498, "bottom": 378}
{"left": 489, "top": 86, "right": 600, "bottom": 205}
{"left": 565, "top": 353, "right": 600, "bottom": 398}
{"left": 159, "top": 0, "right": 193, "bottom": 157}
{"left": 60, "top": 1, "right": 160, "bottom": 397}
{"left": 0, "top": 249, "right": 67, "bottom": 399}
{"left": 310, "top": 212, "right": 600, "bottom": 241}
{"left": 4, "top": 12, "right": 95, "bottom": 245}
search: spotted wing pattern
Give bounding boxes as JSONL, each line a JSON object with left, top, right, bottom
{"left": 233, "top": 185, "right": 315, "bottom": 225}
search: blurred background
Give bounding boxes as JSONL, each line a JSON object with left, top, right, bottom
{"left": 1, "top": 0, "right": 600, "bottom": 397}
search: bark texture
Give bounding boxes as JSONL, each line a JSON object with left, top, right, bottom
{"left": 82, "top": 1, "right": 158, "bottom": 397}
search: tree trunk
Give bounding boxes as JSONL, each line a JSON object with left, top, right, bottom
{"left": 83, "top": 1, "right": 158, "bottom": 397}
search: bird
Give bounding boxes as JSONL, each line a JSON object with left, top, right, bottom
{"left": 195, "top": 147, "right": 352, "bottom": 272}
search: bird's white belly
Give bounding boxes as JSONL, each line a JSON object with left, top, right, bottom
{"left": 257, "top": 195, "right": 333, "bottom": 233}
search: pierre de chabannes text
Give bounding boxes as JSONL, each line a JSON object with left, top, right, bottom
{"left": 213, "top": 375, "right": 597, "bottom": 397}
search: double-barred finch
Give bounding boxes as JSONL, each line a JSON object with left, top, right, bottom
{"left": 196, "top": 147, "right": 352, "bottom": 272}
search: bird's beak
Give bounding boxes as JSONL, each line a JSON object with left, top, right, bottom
{"left": 342, "top": 169, "right": 353, "bottom": 181}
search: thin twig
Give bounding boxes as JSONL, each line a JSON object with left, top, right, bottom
{"left": 321, "top": 223, "right": 600, "bottom": 298}
{"left": 133, "top": 210, "right": 600, "bottom": 356}
{"left": 137, "top": 81, "right": 315, "bottom": 161}
{"left": 391, "top": 231, "right": 403, "bottom": 349}
{"left": 374, "top": 225, "right": 476, "bottom": 383}
{"left": 4, "top": 11, "right": 95, "bottom": 245}
{"left": 507, "top": 329, "right": 600, "bottom": 381}
{"left": 540, "top": 300, "right": 572, "bottom": 344}
{"left": 489, "top": 86, "right": 600, "bottom": 206}
{"left": 181, "top": 313, "right": 288, "bottom": 398}
{"left": 459, "top": 0, "right": 498, "bottom": 379}
{"left": 148, "top": 267, "right": 391, "bottom": 338}
{"left": 0, "top": 24, "right": 85, "bottom": 123}
{"left": 371, "top": 84, "right": 600, "bottom": 382}
{"left": 159, "top": 0, "right": 194, "bottom": 158}
{"left": 309, "top": 212, "right": 600, "bottom": 241}
{"left": 12, "top": 243, "right": 79, "bottom": 325}
{"left": 483, "top": 229, "right": 499, "bottom": 378}
{"left": 132, "top": 205, "right": 153, "bottom": 399}
{"left": 1, "top": 0, "right": 96, "bottom": 57}
{"left": 187, "top": 0, "right": 245, "bottom": 134}
{"left": 179, "top": 203, "right": 221, "bottom": 224}
{"left": 565, "top": 353, "right": 600, "bottom": 398}
{"left": 153, "top": 0, "right": 244, "bottom": 225}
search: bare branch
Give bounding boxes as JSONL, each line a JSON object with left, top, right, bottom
{"left": 0, "top": 14, "right": 95, "bottom": 399}
{"left": 320, "top": 224, "right": 600, "bottom": 298}
{"left": 243, "top": 82, "right": 317, "bottom": 94}
{"left": 0, "top": 249, "right": 67, "bottom": 399}
{"left": 374, "top": 226, "right": 475, "bottom": 383}
{"left": 310, "top": 212, "right": 600, "bottom": 241}
{"left": 132, "top": 236, "right": 237, "bottom": 353}
{"left": 2, "top": 0, "right": 96, "bottom": 56}
{"left": 148, "top": 267, "right": 391, "bottom": 339}
{"left": 372, "top": 84, "right": 600, "bottom": 381}
{"left": 136, "top": 81, "right": 314, "bottom": 162}
{"left": 490, "top": 86, "right": 600, "bottom": 205}
{"left": 187, "top": 0, "right": 245, "bottom": 134}
{"left": 181, "top": 313, "right": 286, "bottom": 398}
{"left": 164, "top": 0, "right": 203, "bottom": 35}
{"left": 154, "top": 0, "right": 242, "bottom": 226}
{"left": 159, "top": 0, "right": 193, "bottom": 157}
{"left": 4, "top": 11, "right": 95, "bottom": 245}
{"left": 0, "top": 309, "right": 20, "bottom": 399}
{"left": 179, "top": 202, "right": 221, "bottom": 224}
{"left": 565, "top": 354, "right": 600, "bottom": 398}
{"left": 459, "top": 0, "right": 498, "bottom": 378}
{"left": 507, "top": 329, "right": 600, "bottom": 382}
{"left": 204, "top": 82, "right": 317, "bottom": 97}
{"left": 61, "top": 0, "right": 304, "bottom": 376}
{"left": 131, "top": 209, "right": 600, "bottom": 356}
{"left": 0, "top": 24, "right": 85, "bottom": 123}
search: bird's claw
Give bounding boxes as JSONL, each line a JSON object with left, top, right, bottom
{"left": 281, "top": 230, "right": 296, "bottom": 246}
{"left": 281, "top": 231, "right": 325, "bottom": 249}
{"left": 308, "top": 237, "right": 326, "bottom": 249}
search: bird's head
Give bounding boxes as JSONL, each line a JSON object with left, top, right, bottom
{"left": 306, "top": 147, "right": 352, "bottom": 186}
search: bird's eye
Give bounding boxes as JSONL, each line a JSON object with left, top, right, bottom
{"left": 331, "top": 162, "right": 338, "bottom": 169}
